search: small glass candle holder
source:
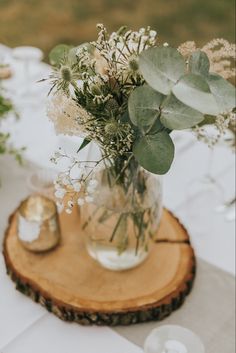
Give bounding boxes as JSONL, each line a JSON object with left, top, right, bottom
{"left": 17, "top": 195, "right": 60, "bottom": 252}
{"left": 144, "top": 325, "right": 205, "bottom": 353}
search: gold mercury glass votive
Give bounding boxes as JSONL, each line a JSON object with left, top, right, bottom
{"left": 17, "top": 195, "right": 60, "bottom": 252}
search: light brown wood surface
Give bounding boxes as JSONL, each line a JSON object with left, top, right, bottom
{"left": 3, "top": 206, "right": 196, "bottom": 326}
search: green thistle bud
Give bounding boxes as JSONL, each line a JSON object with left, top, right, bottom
{"left": 90, "top": 84, "right": 102, "bottom": 96}
{"left": 105, "top": 121, "right": 118, "bottom": 135}
{"left": 105, "top": 99, "right": 119, "bottom": 112}
{"left": 60, "top": 66, "right": 72, "bottom": 82}
{"left": 128, "top": 58, "right": 139, "bottom": 72}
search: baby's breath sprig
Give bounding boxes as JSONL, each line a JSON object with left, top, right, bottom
{"left": 51, "top": 149, "right": 106, "bottom": 213}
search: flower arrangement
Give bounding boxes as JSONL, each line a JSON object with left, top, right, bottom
{"left": 47, "top": 24, "right": 235, "bottom": 211}
{"left": 46, "top": 25, "right": 235, "bottom": 267}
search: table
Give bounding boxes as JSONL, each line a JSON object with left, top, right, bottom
{"left": 0, "top": 45, "right": 235, "bottom": 353}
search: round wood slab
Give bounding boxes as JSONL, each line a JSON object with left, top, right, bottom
{"left": 3, "top": 205, "right": 196, "bottom": 326}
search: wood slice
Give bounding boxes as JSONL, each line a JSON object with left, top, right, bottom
{"left": 3, "top": 205, "right": 196, "bottom": 326}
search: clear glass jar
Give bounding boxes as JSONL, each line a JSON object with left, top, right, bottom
{"left": 81, "top": 159, "right": 162, "bottom": 271}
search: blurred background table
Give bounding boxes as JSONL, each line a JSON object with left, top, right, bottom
{"left": 0, "top": 45, "right": 235, "bottom": 353}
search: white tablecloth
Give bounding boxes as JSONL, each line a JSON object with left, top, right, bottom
{"left": 0, "top": 45, "right": 235, "bottom": 352}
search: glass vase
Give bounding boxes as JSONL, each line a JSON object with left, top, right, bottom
{"left": 81, "top": 158, "right": 162, "bottom": 271}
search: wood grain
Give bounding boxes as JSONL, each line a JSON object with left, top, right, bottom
{"left": 3, "top": 206, "right": 196, "bottom": 326}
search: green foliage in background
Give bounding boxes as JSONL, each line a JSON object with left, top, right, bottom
{"left": 0, "top": 92, "right": 25, "bottom": 166}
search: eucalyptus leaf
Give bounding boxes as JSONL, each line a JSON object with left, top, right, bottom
{"left": 160, "top": 94, "right": 204, "bottom": 129}
{"left": 147, "top": 118, "right": 165, "bottom": 135}
{"left": 49, "top": 44, "right": 71, "bottom": 67}
{"left": 206, "top": 73, "right": 236, "bottom": 113}
{"left": 128, "top": 85, "right": 164, "bottom": 130}
{"left": 172, "top": 73, "right": 219, "bottom": 115}
{"left": 133, "top": 132, "right": 175, "bottom": 174}
{"left": 120, "top": 110, "right": 131, "bottom": 123}
{"left": 189, "top": 50, "right": 210, "bottom": 76}
{"left": 68, "top": 47, "right": 80, "bottom": 66}
{"left": 139, "top": 47, "right": 185, "bottom": 95}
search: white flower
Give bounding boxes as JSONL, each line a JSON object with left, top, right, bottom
{"left": 67, "top": 200, "right": 74, "bottom": 208}
{"left": 150, "top": 30, "right": 157, "bottom": 38}
{"left": 85, "top": 195, "right": 94, "bottom": 203}
{"left": 86, "top": 186, "right": 94, "bottom": 194}
{"left": 86, "top": 179, "right": 98, "bottom": 194}
{"left": 77, "top": 198, "right": 85, "bottom": 206}
{"left": 56, "top": 202, "right": 64, "bottom": 213}
{"left": 62, "top": 175, "right": 71, "bottom": 186}
{"left": 55, "top": 189, "right": 66, "bottom": 199}
{"left": 88, "top": 179, "right": 98, "bottom": 187}
{"left": 54, "top": 182, "right": 61, "bottom": 190}
{"left": 66, "top": 208, "right": 72, "bottom": 214}
{"left": 163, "top": 42, "right": 169, "bottom": 47}
{"left": 73, "top": 181, "right": 81, "bottom": 192}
